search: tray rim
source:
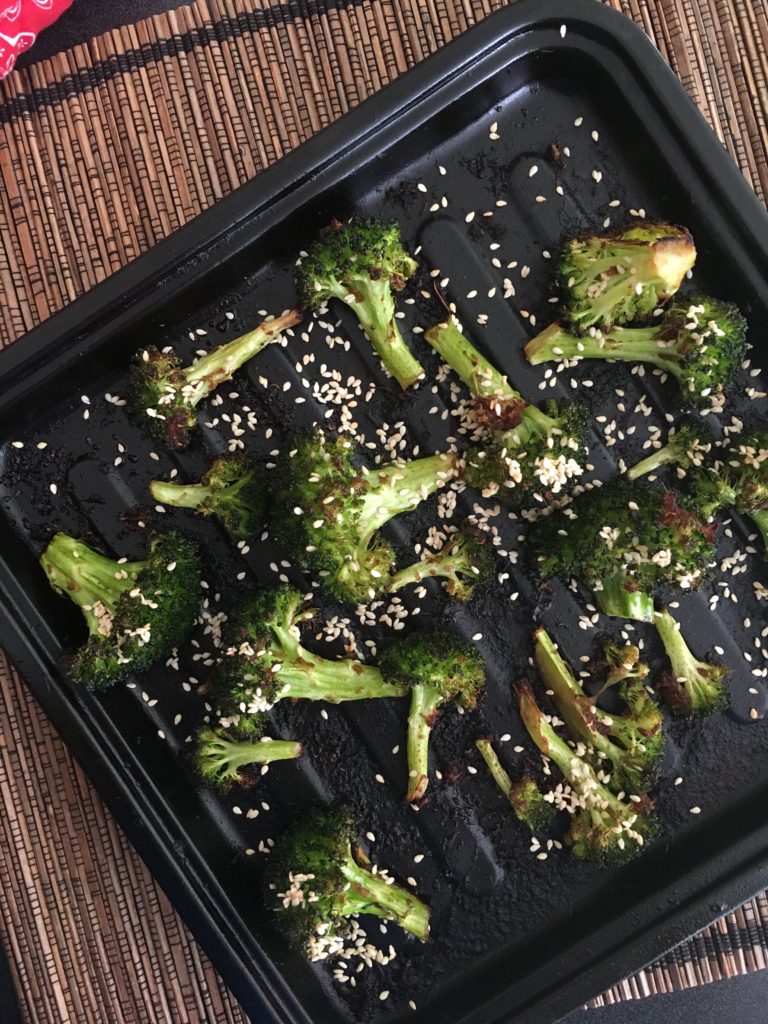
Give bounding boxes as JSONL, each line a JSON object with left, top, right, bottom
{"left": 2, "top": 2, "right": 768, "bottom": 1021}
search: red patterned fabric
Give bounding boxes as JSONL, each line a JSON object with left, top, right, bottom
{"left": 0, "top": 0, "right": 73, "bottom": 78}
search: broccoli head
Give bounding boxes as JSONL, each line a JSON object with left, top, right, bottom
{"left": 380, "top": 630, "right": 485, "bottom": 802}
{"left": 475, "top": 738, "right": 555, "bottom": 831}
{"left": 687, "top": 431, "right": 768, "bottom": 548}
{"left": 654, "top": 608, "right": 729, "bottom": 715}
{"left": 150, "top": 455, "right": 265, "bottom": 539}
{"left": 129, "top": 309, "right": 301, "bottom": 449}
{"left": 40, "top": 531, "right": 200, "bottom": 689}
{"left": 425, "top": 318, "right": 588, "bottom": 508}
{"left": 264, "top": 805, "right": 430, "bottom": 959}
{"left": 534, "top": 629, "right": 663, "bottom": 796}
{"left": 269, "top": 429, "right": 458, "bottom": 603}
{"left": 555, "top": 222, "right": 696, "bottom": 333}
{"left": 194, "top": 715, "right": 302, "bottom": 790}
{"left": 528, "top": 481, "right": 716, "bottom": 622}
{"left": 526, "top": 295, "right": 747, "bottom": 407}
{"left": 626, "top": 422, "right": 713, "bottom": 482}
{"left": 296, "top": 218, "right": 424, "bottom": 388}
{"left": 599, "top": 640, "right": 650, "bottom": 691}
{"left": 209, "top": 585, "right": 407, "bottom": 727}
{"left": 388, "top": 524, "right": 495, "bottom": 602}
{"left": 516, "top": 681, "right": 656, "bottom": 866}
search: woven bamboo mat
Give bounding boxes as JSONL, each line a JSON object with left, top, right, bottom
{"left": 0, "top": 0, "right": 767, "bottom": 1020}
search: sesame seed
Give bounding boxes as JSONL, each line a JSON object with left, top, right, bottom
{"left": 690, "top": 806, "right": 701, "bottom": 814}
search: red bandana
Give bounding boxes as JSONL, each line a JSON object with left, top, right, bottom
{"left": 0, "top": 0, "right": 74, "bottom": 78}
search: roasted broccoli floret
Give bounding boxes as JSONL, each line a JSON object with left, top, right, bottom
{"left": 475, "top": 739, "right": 555, "bottom": 831}
{"left": 194, "top": 716, "right": 302, "bottom": 790}
{"left": 626, "top": 423, "right": 713, "bottom": 482}
{"left": 270, "top": 429, "right": 459, "bottom": 603}
{"left": 387, "top": 524, "right": 495, "bottom": 602}
{"left": 654, "top": 608, "right": 729, "bottom": 715}
{"left": 425, "top": 318, "right": 588, "bottom": 508}
{"left": 150, "top": 455, "right": 264, "bottom": 539}
{"left": 534, "top": 629, "right": 663, "bottom": 795}
{"left": 599, "top": 640, "right": 650, "bottom": 692}
{"left": 516, "top": 681, "right": 656, "bottom": 865}
{"left": 529, "top": 481, "right": 715, "bottom": 622}
{"left": 528, "top": 482, "right": 728, "bottom": 715}
{"left": 264, "top": 805, "right": 430, "bottom": 959}
{"left": 296, "top": 218, "right": 423, "bottom": 388}
{"left": 129, "top": 309, "right": 301, "bottom": 449}
{"left": 687, "top": 431, "right": 768, "bottom": 548}
{"left": 40, "top": 531, "right": 200, "bottom": 689}
{"left": 526, "top": 295, "right": 746, "bottom": 407}
{"left": 209, "top": 586, "right": 407, "bottom": 727}
{"left": 554, "top": 222, "right": 696, "bottom": 333}
{"left": 380, "top": 630, "right": 485, "bottom": 802}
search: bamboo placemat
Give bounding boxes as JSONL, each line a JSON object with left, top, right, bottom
{"left": 0, "top": 0, "right": 767, "bottom": 1020}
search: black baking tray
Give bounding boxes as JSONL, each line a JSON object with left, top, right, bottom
{"left": 2, "top": 2, "right": 768, "bottom": 1022}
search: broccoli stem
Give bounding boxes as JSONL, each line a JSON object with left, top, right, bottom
{"left": 387, "top": 540, "right": 474, "bottom": 594}
{"left": 475, "top": 738, "right": 514, "bottom": 800}
{"left": 535, "top": 630, "right": 619, "bottom": 769}
{"left": 41, "top": 534, "right": 140, "bottom": 632}
{"left": 653, "top": 608, "right": 728, "bottom": 713}
{"left": 405, "top": 684, "right": 443, "bottom": 802}
{"left": 183, "top": 309, "right": 301, "bottom": 403}
{"left": 358, "top": 453, "right": 456, "bottom": 545}
{"left": 338, "top": 279, "right": 423, "bottom": 388}
{"left": 749, "top": 509, "right": 768, "bottom": 549}
{"left": 425, "top": 319, "right": 558, "bottom": 446}
{"left": 273, "top": 657, "right": 407, "bottom": 703}
{"left": 518, "top": 684, "right": 622, "bottom": 813}
{"left": 149, "top": 480, "right": 210, "bottom": 509}
{"left": 206, "top": 734, "right": 303, "bottom": 772}
{"left": 626, "top": 443, "right": 683, "bottom": 481}
{"left": 525, "top": 322, "right": 683, "bottom": 380}
{"left": 425, "top": 319, "right": 512, "bottom": 397}
{"left": 596, "top": 574, "right": 655, "bottom": 623}
{"left": 338, "top": 856, "right": 430, "bottom": 941}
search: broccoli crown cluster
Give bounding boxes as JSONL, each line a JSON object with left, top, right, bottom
{"left": 194, "top": 715, "right": 302, "bottom": 790}
{"left": 129, "top": 347, "right": 197, "bottom": 450}
{"left": 462, "top": 400, "right": 589, "bottom": 509}
{"left": 296, "top": 218, "right": 417, "bottom": 310}
{"left": 41, "top": 531, "right": 200, "bottom": 690}
{"left": 557, "top": 222, "right": 696, "bottom": 333}
{"left": 649, "top": 296, "right": 747, "bottom": 400}
{"left": 516, "top": 680, "right": 657, "bottom": 866}
{"left": 209, "top": 586, "right": 309, "bottom": 720}
{"left": 689, "top": 430, "right": 768, "bottom": 520}
{"left": 150, "top": 454, "right": 265, "bottom": 540}
{"left": 270, "top": 430, "right": 384, "bottom": 602}
{"left": 529, "top": 482, "right": 716, "bottom": 606}
{"left": 424, "top": 318, "right": 588, "bottom": 508}
{"left": 653, "top": 608, "right": 730, "bottom": 716}
{"left": 129, "top": 311, "right": 301, "bottom": 449}
{"left": 270, "top": 429, "right": 456, "bottom": 603}
{"left": 391, "top": 524, "right": 495, "bottom": 602}
{"left": 380, "top": 630, "right": 485, "bottom": 709}
{"left": 535, "top": 630, "right": 663, "bottom": 797}
{"left": 197, "top": 456, "right": 265, "bottom": 536}
{"left": 263, "top": 805, "right": 359, "bottom": 953}
{"left": 263, "top": 805, "right": 430, "bottom": 957}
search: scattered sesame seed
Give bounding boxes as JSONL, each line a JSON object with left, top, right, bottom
{"left": 690, "top": 806, "right": 701, "bottom": 814}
